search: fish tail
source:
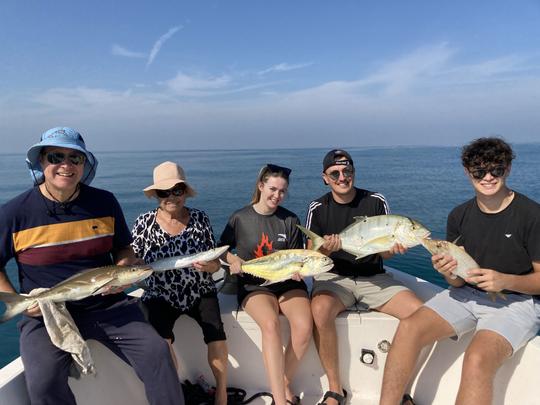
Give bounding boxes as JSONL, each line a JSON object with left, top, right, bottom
{"left": 0, "top": 291, "right": 31, "bottom": 323}
{"left": 296, "top": 225, "right": 325, "bottom": 251}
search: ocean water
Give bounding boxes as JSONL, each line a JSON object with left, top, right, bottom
{"left": 1, "top": 144, "right": 539, "bottom": 368}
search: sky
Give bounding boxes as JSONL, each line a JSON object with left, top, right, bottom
{"left": 1, "top": 0, "right": 540, "bottom": 152}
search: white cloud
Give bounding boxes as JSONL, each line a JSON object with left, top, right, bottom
{"left": 111, "top": 44, "right": 146, "bottom": 59}
{"left": 3, "top": 43, "right": 540, "bottom": 152}
{"left": 258, "top": 62, "right": 313, "bottom": 75}
{"left": 164, "top": 72, "right": 232, "bottom": 96}
{"left": 146, "top": 26, "right": 182, "bottom": 68}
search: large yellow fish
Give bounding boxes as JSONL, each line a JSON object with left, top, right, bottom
{"left": 298, "top": 214, "right": 430, "bottom": 259}
{"left": 241, "top": 249, "right": 334, "bottom": 285}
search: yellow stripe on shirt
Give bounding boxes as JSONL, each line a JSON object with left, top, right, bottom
{"left": 13, "top": 217, "right": 115, "bottom": 253}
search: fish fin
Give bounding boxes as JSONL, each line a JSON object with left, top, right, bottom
{"left": 90, "top": 278, "right": 118, "bottom": 296}
{"left": 452, "top": 235, "right": 462, "bottom": 245}
{"left": 0, "top": 291, "right": 31, "bottom": 323}
{"left": 352, "top": 216, "right": 369, "bottom": 222}
{"left": 296, "top": 225, "right": 325, "bottom": 251}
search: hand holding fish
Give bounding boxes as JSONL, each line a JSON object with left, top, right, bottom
{"left": 431, "top": 253, "right": 465, "bottom": 287}
{"left": 320, "top": 234, "right": 342, "bottom": 254}
{"left": 193, "top": 259, "right": 221, "bottom": 273}
{"left": 466, "top": 268, "right": 508, "bottom": 293}
{"left": 380, "top": 243, "right": 408, "bottom": 259}
{"left": 23, "top": 301, "right": 42, "bottom": 318}
{"left": 227, "top": 254, "right": 245, "bottom": 275}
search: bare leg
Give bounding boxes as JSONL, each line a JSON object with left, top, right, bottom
{"left": 456, "top": 330, "right": 512, "bottom": 405}
{"left": 380, "top": 307, "right": 455, "bottom": 405}
{"left": 244, "top": 292, "right": 287, "bottom": 405}
{"left": 311, "top": 292, "right": 347, "bottom": 405}
{"left": 279, "top": 289, "right": 312, "bottom": 402}
{"left": 208, "top": 340, "right": 228, "bottom": 405}
{"left": 375, "top": 290, "right": 423, "bottom": 319}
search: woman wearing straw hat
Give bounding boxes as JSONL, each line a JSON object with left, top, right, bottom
{"left": 0, "top": 127, "right": 184, "bottom": 405}
{"left": 219, "top": 164, "right": 311, "bottom": 405}
{"left": 132, "top": 161, "right": 228, "bottom": 405}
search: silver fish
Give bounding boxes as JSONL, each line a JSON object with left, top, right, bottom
{"left": 298, "top": 214, "right": 430, "bottom": 259}
{"left": 240, "top": 249, "right": 334, "bottom": 285}
{"left": 0, "top": 264, "right": 153, "bottom": 323}
{"left": 421, "top": 238, "right": 505, "bottom": 301}
{"left": 148, "top": 245, "right": 229, "bottom": 272}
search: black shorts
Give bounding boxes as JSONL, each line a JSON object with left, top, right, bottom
{"left": 142, "top": 293, "right": 226, "bottom": 344}
{"left": 238, "top": 279, "right": 308, "bottom": 307}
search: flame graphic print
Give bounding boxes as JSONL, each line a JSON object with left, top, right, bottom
{"left": 253, "top": 233, "right": 273, "bottom": 257}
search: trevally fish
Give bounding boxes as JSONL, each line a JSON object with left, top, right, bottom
{"left": 149, "top": 245, "right": 230, "bottom": 272}
{"left": 420, "top": 238, "right": 505, "bottom": 301}
{"left": 240, "top": 249, "right": 334, "bottom": 285}
{"left": 0, "top": 264, "right": 153, "bottom": 323}
{"left": 298, "top": 214, "right": 430, "bottom": 260}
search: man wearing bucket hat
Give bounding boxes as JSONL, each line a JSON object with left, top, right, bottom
{"left": 0, "top": 127, "right": 184, "bottom": 405}
{"left": 304, "top": 149, "right": 423, "bottom": 405}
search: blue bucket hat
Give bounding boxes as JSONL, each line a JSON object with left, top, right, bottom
{"left": 26, "top": 127, "right": 98, "bottom": 185}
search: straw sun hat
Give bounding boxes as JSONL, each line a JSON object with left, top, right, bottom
{"left": 143, "top": 161, "right": 196, "bottom": 198}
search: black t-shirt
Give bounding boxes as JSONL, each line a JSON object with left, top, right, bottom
{"left": 305, "top": 188, "right": 389, "bottom": 277}
{"left": 219, "top": 205, "right": 303, "bottom": 286}
{"left": 447, "top": 191, "right": 540, "bottom": 277}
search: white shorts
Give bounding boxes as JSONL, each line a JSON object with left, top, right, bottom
{"left": 425, "top": 285, "right": 540, "bottom": 353}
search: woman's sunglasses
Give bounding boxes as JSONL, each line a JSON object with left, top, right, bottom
{"left": 326, "top": 166, "right": 355, "bottom": 182}
{"left": 155, "top": 185, "right": 186, "bottom": 199}
{"left": 45, "top": 151, "right": 86, "bottom": 166}
{"left": 260, "top": 163, "right": 292, "bottom": 179}
{"left": 468, "top": 165, "right": 506, "bottom": 180}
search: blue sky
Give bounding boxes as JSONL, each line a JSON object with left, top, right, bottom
{"left": 1, "top": 0, "right": 539, "bottom": 152}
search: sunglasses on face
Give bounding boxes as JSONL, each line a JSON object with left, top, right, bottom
{"left": 468, "top": 165, "right": 507, "bottom": 180}
{"left": 45, "top": 151, "right": 86, "bottom": 166}
{"left": 155, "top": 185, "right": 186, "bottom": 199}
{"left": 260, "top": 163, "right": 292, "bottom": 179}
{"left": 326, "top": 166, "right": 355, "bottom": 182}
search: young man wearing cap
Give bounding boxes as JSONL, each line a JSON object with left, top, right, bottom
{"left": 0, "top": 127, "right": 184, "bottom": 405}
{"left": 305, "top": 149, "right": 423, "bottom": 405}
{"left": 380, "top": 138, "right": 540, "bottom": 405}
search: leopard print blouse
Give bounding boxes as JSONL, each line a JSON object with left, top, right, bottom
{"left": 131, "top": 207, "right": 217, "bottom": 311}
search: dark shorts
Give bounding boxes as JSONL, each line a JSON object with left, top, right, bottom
{"left": 238, "top": 279, "right": 308, "bottom": 307}
{"left": 142, "top": 293, "right": 226, "bottom": 344}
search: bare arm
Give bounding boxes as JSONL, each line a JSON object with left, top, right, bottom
{"left": 467, "top": 261, "right": 540, "bottom": 294}
{"left": 225, "top": 251, "right": 245, "bottom": 274}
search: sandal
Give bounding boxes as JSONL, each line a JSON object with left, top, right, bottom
{"left": 401, "top": 393, "right": 416, "bottom": 405}
{"left": 286, "top": 395, "right": 301, "bottom": 405}
{"left": 318, "top": 389, "right": 348, "bottom": 405}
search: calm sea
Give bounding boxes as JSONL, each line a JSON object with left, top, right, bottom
{"left": 1, "top": 145, "right": 539, "bottom": 368}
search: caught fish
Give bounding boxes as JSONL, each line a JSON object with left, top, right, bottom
{"left": 0, "top": 265, "right": 153, "bottom": 323}
{"left": 148, "top": 245, "right": 229, "bottom": 272}
{"left": 240, "top": 249, "right": 334, "bottom": 285}
{"left": 298, "top": 214, "right": 430, "bottom": 259}
{"left": 420, "top": 238, "right": 505, "bottom": 301}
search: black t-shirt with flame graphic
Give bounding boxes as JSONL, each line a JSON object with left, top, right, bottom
{"left": 219, "top": 205, "right": 303, "bottom": 286}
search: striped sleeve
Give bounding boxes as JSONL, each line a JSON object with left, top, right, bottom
{"left": 371, "top": 192, "right": 390, "bottom": 215}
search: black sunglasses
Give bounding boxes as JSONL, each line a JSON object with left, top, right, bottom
{"left": 45, "top": 151, "right": 86, "bottom": 166}
{"left": 326, "top": 166, "right": 355, "bottom": 182}
{"left": 155, "top": 185, "right": 186, "bottom": 198}
{"left": 261, "top": 164, "right": 292, "bottom": 178}
{"left": 468, "top": 165, "right": 507, "bottom": 180}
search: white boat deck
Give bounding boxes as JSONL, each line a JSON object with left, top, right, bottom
{"left": 2, "top": 269, "right": 540, "bottom": 404}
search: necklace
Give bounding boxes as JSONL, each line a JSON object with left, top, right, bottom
{"left": 43, "top": 183, "right": 80, "bottom": 208}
